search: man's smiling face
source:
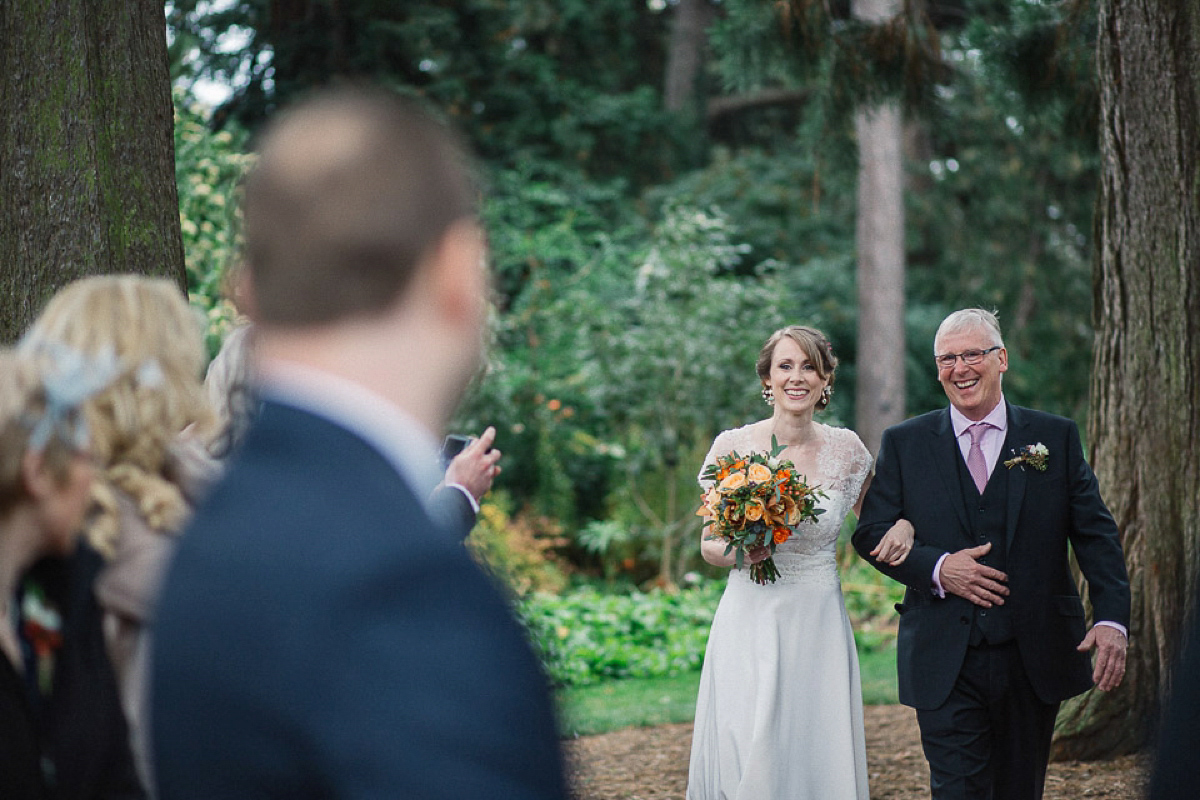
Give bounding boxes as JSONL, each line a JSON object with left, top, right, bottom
{"left": 934, "top": 328, "right": 1008, "bottom": 421}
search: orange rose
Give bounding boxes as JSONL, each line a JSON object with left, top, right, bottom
{"left": 773, "top": 526, "right": 790, "bottom": 544}
{"left": 719, "top": 472, "right": 747, "bottom": 490}
{"left": 747, "top": 463, "right": 772, "bottom": 484}
{"left": 745, "top": 501, "right": 764, "bottom": 521}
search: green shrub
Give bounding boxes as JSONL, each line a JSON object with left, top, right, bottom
{"left": 520, "top": 580, "right": 724, "bottom": 686}
{"left": 517, "top": 562, "right": 903, "bottom": 688}
{"left": 467, "top": 492, "right": 571, "bottom": 597}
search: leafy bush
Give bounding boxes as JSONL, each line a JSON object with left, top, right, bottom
{"left": 174, "top": 90, "right": 253, "bottom": 356}
{"left": 521, "top": 580, "right": 723, "bottom": 687}
{"left": 467, "top": 492, "right": 571, "bottom": 597}
{"left": 518, "top": 567, "right": 901, "bottom": 688}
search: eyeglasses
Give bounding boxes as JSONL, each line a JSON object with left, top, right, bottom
{"left": 934, "top": 345, "right": 1001, "bottom": 369}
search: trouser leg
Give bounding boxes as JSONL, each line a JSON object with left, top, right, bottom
{"left": 916, "top": 642, "right": 1059, "bottom": 800}
{"left": 990, "top": 643, "right": 1059, "bottom": 800}
{"left": 916, "top": 645, "right": 993, "bottom": 800}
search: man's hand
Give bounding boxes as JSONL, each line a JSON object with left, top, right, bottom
{"left": 871, "top": 519, "right": 915, "bottom": 566}
{"left": 938, "top": 542, "right": 1009, "bottom": 607}
{"left": 1077, "top": 625, "right": 1128, "bottom": 691}
{"left": 444, "top": 426, "right": 501, "bottom": 502}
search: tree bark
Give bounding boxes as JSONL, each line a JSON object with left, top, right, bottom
{"left": 0, "top": 0, "right": 184, "bottom": 342}
{"left": 664, "top": 0, "right": 715, "bottom": 113}
{"left": 1051, "top": 0, "right": 1200, "bottom": 760}
{"left": 852, "top": 0, "right": 906, "bottom": 458}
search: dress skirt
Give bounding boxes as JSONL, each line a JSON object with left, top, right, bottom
{"left": 686, "top": 552, "right": 869, "bottom": 800}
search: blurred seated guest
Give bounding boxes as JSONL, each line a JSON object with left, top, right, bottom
{"left": 202, "top": 322, "right": 256, "bottom": 461}
{"left": 0, "top": 345, "right": 144, "bottom": 799}
{"left": 21, "top": 275, "right": 218, "bottom": 789}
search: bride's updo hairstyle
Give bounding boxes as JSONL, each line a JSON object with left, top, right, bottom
{"left": 755, "top": 325, "right": 838, "bottom": 411}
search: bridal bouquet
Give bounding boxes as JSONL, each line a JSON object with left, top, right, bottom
{"left": 696, "top": 438, "right": 825, "bottom": 585}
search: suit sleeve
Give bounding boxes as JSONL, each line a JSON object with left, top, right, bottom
{"left": 852, "top": 427, "right": 946, "bottom": 594}
{"left": 1063, "top": 421, "right": 1131, "bottom": 628}
{"left": 429, "top": 484, "right": 478, "bottom": 541}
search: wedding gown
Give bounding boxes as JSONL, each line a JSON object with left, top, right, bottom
{"left": 687, "top": 422, "right": 873, "bottom": 800}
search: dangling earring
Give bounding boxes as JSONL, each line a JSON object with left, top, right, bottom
{"left": 762, "top": 386, "right": 775, "bottom": 406}
{"left": 820, "top": 385, "right": 833, "bottom": 407}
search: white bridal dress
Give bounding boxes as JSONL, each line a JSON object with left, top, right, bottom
{"left": 687, "top": 422, "right": 872, "bottom": 800}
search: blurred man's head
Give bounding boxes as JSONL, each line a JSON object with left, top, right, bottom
{"left": 243, "top": 87, "right": 479, "bottom": 327}
{"left": 241, "top": 87, "right": 488, "bottom": 429}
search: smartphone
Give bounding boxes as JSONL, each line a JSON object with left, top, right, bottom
{"left": 441, "top": 434, "right": 473, "bottom": 464}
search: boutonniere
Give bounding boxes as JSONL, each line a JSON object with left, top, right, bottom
{"left": 1004, "top": 443, "right": 1049, "bottom": 472}
{"left": 20, "top": 583, "right": 63, "bottom": 695}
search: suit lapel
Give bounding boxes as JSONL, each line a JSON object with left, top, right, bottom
{"left": 1002, "top": 402, "right": 1028, "bottom": 555}
{"left": 927, "top": 408, "right": 972, "bottom": 535}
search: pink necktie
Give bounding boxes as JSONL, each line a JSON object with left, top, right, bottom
{"left": 966, "top": 423, "right": 991, "bottom": 494}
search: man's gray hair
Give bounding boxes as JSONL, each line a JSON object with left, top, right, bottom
{"left": 934, "top": 308, "right": 1004, "bottom": 353}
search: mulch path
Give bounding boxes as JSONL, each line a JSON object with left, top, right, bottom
{"left": 565, "top": 704, "right": 1150, "bottom": 799}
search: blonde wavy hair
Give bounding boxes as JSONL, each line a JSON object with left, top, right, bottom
{"left": 0, "top": 349, "right": 81, "bottom": 518}
{"left": 22, "top": 276, "right": 214, "bottom": 555}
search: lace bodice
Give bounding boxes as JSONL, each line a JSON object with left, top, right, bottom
{"left": 699, "top": 422, "right": 873, "bottom": 585}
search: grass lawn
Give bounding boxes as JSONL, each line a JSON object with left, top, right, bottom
{"left": 558, "top": 642, "right": 898, "bottom": 737}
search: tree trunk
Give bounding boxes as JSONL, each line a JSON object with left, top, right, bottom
{"left": 664, "top": 0, "right": 715, "bottom": 113}
{"left": 852, "top": 0, "right": 906, "bottom": 458}
{"left": 0, "top": 0, "right": 184, "bottom": 342}
{"left": 1051, "top": 0, "right": 1200, "bottom": 760}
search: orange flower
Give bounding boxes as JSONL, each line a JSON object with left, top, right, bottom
{"left": 696, "top": 487, "right": 720, "bottom": 519}
{"left": 745, "top": 500, "right": 765, "bottom": 521}
{"left": 547, "top": 398, "right": 562, "bottom": 411}
{"left": 747, "top": 463, "right": 772, "bottom": 484}
{"left": 773, "top": 527, "right": 790, "bottom": 544}
{"left": 719, "top": 472, "right": 747, "bottom": 490}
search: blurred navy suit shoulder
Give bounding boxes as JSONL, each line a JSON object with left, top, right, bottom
{"left": 151, "top": 400, "right": 567, "bottom": 799}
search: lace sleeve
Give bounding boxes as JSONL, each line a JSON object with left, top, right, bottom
{"left": 825, "top": 427, "right": 874, "bottom": 500}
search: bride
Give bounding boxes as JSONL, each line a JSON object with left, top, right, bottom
{"left": 687, "top": 325, "right": 913, "bottom": 800}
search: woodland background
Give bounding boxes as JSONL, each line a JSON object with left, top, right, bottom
{"left": 0, "top": 0, "right": 1196, "bottom": 759}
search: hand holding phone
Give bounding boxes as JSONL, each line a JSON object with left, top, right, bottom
{"left": 442, "top": 426, "right": 501, "bottom": 501}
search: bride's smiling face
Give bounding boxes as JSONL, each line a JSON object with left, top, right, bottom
{"left": 766, "top": 337, "right": 827, "bottom": 414}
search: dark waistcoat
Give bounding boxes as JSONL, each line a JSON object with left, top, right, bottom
{"left": 956, "top": 453, "right": 1014, "bottom": 645}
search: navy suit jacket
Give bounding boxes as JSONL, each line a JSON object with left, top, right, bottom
{"left": 853, "top": 403, "right": 1130, "bottom": 710}
{"left": 151, "top": 401, "right": 567, "bottom": 799}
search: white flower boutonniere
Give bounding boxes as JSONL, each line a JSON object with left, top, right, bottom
{"left": 1004, "top": 443, "right": 1049, "bottom": 472}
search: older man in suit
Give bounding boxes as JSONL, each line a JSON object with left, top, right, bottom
{"left": 853, "top": 308, "right": 1130, "bottom": 800}
{"left": 151, "top": 88, "right": 567, "bottom": 799}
